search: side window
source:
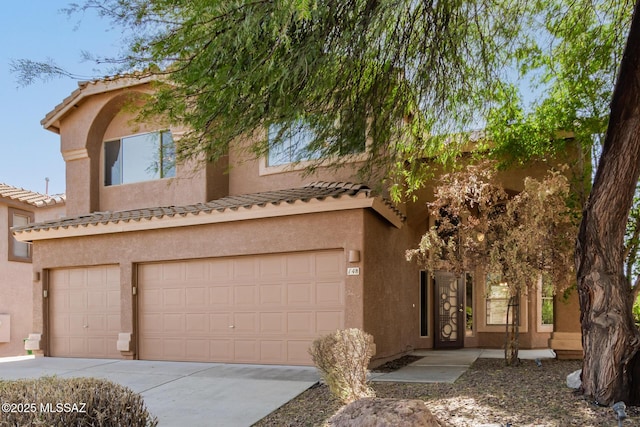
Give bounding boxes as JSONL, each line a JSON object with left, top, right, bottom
{"left": 104, "top": 130, "right": 176, "bottom": 186}
{"left": 8, "top": 208, "right": 33, "bottom": 262}
{"left": 485, "top": 280, "right": 510, "bottom": 325}
{"left": 541, "top": 279, "right": 554, "bottom": 326}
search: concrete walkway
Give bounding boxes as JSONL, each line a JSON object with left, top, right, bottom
{"left": 0, "top": 349, "right": 555, "bottom": 425}
{"left": 371, "top": 348, "right": 556, "bottom": 383}
{"left": 0, "top": 356, "right": 319, "bottom": 427}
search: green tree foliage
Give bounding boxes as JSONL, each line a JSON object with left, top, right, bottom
{"left": 13, "top": 1, "right": 552, "bottom": 184}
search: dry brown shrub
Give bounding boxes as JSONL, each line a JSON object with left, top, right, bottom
{"left": 309, "top": 328, "right": 376, "bottom": 404}
{"left": 0, "top": 376, "right": 157, "bottom": 426}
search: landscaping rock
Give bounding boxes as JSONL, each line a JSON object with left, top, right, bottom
{"left": 327, "top": 397, "right": 443, "bottom": 427}
{"left": 567, "top": 369, "right": 582, "bottom": 389}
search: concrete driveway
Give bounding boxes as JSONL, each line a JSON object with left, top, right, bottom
{"left": 0, "top": 356, "right": 320, "bottom": 426}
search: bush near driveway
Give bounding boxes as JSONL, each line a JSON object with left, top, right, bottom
{"left": 0, "top": 376, "right": 157, "bottom": 427}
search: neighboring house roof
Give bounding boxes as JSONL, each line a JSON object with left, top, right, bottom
{"left": 13, "top": 182, "right": 404, "bottom": 242}
{"left": 0, "top": 183, "right": 66, "bottom": 207}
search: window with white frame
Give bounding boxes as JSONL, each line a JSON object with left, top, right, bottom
{"left": 267, "top": 121, "right": 320, "bottom": 166}
{"left": 485, "top": 280, "right": 511, "bottom": 325}
{"left": 104, "top": 130, "right": 176, "bottom": 186}
{"left": 8, "top": 208, "right": 33, "bottom": 262}
{"left": 267, "top": 119, "right": 366, "bottom": 167}
{"left": 541, "top": 278, "right": 554, "bottom": 326}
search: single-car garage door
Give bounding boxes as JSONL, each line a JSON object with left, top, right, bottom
{"left": 138, "top": 250, "right": 345, "bottom": 365}
{"left": 49, "top": 266, "right": 121, "bottom": 358}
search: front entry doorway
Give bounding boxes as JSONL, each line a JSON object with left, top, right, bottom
{"left": 433, "top": 271, "right": 465, "bottom": 349}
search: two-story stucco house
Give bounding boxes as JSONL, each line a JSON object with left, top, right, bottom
{"left": 13, "top": 77, "right": 582, "bottom": 365}
{"left": 0, "top": 184, "right": 64, "bottom": 357}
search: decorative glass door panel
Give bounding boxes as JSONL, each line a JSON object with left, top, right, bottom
{"left": 434, "top": 271, "right": 465, "bottom": 349}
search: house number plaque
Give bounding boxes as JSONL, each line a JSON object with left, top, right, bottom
{"left": 347, "top": 267, "right": 360, "bottom": 276}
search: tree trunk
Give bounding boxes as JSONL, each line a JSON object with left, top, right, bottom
{"left": 575, "top": 0, "right": 640, "bottom": 405}
{"left": 504, "top": 292, "right": 520, "bottom": 367}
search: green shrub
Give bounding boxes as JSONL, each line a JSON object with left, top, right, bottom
{"left": 309, "top": 328, "right": 376, "bottom": 404}
{"left": 633, "top": 294, "right": 640, "bottom": 327}
{"left": 0, "top": 376, "right": 157, "bottom": 427}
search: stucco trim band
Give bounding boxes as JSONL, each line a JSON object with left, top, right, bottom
{"left": 15, "top": 194, "right": 401, "bottom": 242}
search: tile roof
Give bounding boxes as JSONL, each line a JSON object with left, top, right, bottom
{"left": 0, "top": 183, "right": 66, "bottom": 207}
{"left": 13, "top": 182, "right": 403, "bottom": 236}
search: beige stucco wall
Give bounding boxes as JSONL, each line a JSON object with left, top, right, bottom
{"left": 362, "top": 209, "right": 427, "bottom": 364}
{"left": 56, "top": 84, "right": 225, "bottom": 216}
{"left": 227, "top": 138, "right": 374, "bottom": 196}
{"left": 0, "top": 201, "right": 65, "bottom": 357}
{"left": 30, "top": 209, "right": 369, "bottom": 358}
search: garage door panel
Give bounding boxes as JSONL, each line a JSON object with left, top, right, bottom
{"left": 233, "top": 258, "right": 256, "bottom": 279}
{"left": 317, "top": 281, "right": 344, "bottom": 305}
{"left": 287, "top": 340, "right": 313, "bottom": 364}
{"left": 317, "top": 311, "right": 344, "bottom": 334}
{"left": 87, "top": 290, "right": 108, "bottom": 310}
{"left": 209, "top": 287, "right": 231, "bottom": 305}
{"left": 160, "top": 263, "right": 183, "bottom": 282}
{"left": 185, "top": 260, "right": 208, "bottom": 281}
{"left": 86, "top": 314, "right": 107, "bottom": 331}
{"left": 49, "top": 265, "right": 120, "bottom": 358}
{"left": 185, "top": 287, "right": 207, "bottom": 307}
{"left": 139, "top": 250, "right": 344, "bottom": 365}
{"left": 316, "top": 252, "right": 342, "bottom": 275}
{"left": 260, "top": 341, "right": 285, "bottom": 362}
{"left": 68, "top": 314, "right": 85, "bottom": 334}
{"left": 50, "top": 338, "right": 69, "bottom": 356}
{"left": 260, "top": 313, "right": 284, "bottom": 333}
{"left": 163, "top": 289, "right": 184, "bottom": 307}
{"left": 162, "top": 313, "right": 185, "bottom": 333}
{"left": 234, "top": 340, "right": 259, "bottom": 362}
{"left": 186, "top": 339, "right": 209, "bottom": 359}
{"left": 234, "top": 285, "right": 256, "bottom": 305}
{"left": 210, "top": 313, "right": 231, "bottom": 331}
{"left": 288, "top": 283, "right": 313, "bottom": 305}
{"left": 68, "top": 293, "right": 86, "bottom": 310}
{"left": 163, "top": 339, "right": 186, "bottom": 358}
{"left": 208, "top": 260, "right": 232, "bottom": 282}
{"left": 186, "top": 313, "right": 209, "bottom": 333}
{"left": 287, "top": 312, "right": 314, "bottom": 334}
{"left": 234, "top": 313, "right": 257, "bottom": 333}
{"left": 286, "top": 254, "right": 313, "bottom": 277}
{"left": 68, "top": 269, "right": 87, "bottom": 288}
{"left": 210, "top": 340, "right": 233, "bottom": 360}
{"left": 141, "top": 288, "right": 162, "bottom": 307}
{"left": 259, "top": 284, "right": 284, "bottom": 305}
{"left": 69, "top": 337, "right": 85, "bottom": 355}
{"left": 259, "top": 257, "right": 285, "bottom": 278}
{"left": 87, "top": 337, "right": 109, "bottom": 356}
{"left": 107, "top": 314, "right": 120, "bottom": 332}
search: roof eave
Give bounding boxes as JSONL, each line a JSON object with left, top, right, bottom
{"left": 14, "top": 194, "right": 403, "bottom": 242}
{"left": 41, "top": 76, "right": 155, "bottom": 133}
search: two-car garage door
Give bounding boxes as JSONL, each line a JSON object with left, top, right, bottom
{"left": 137, "top": 250, "right": 345, "bottom": 365}
{"left": 48, "top": 251, "right": 345, "bottom": 364}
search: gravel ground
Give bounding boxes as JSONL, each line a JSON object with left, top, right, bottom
{"left": 253, "top": 358, "right": 640, "bottom": 426}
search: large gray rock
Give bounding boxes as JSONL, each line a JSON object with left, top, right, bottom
{"left": 328, "top": 397, "right": 443, "bottom": 427}
{"left": 566, "top": 369, "right": 582, "bottom": 389}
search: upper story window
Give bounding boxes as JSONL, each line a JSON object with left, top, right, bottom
{"left": 8, "top": 208, "right": 33, "bottom": 262}
{"left": 267, "top": 120, "right": 366, "bottom": 167}
{"left": 267, "top": 121, "right": 320, "bottom": 166}
{"left": 104, "top": 130, "right": 176, "bottom": 186}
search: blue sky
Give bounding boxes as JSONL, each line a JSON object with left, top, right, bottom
{"left": 0, "top": 1, "right": 122, "bottom": 195}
